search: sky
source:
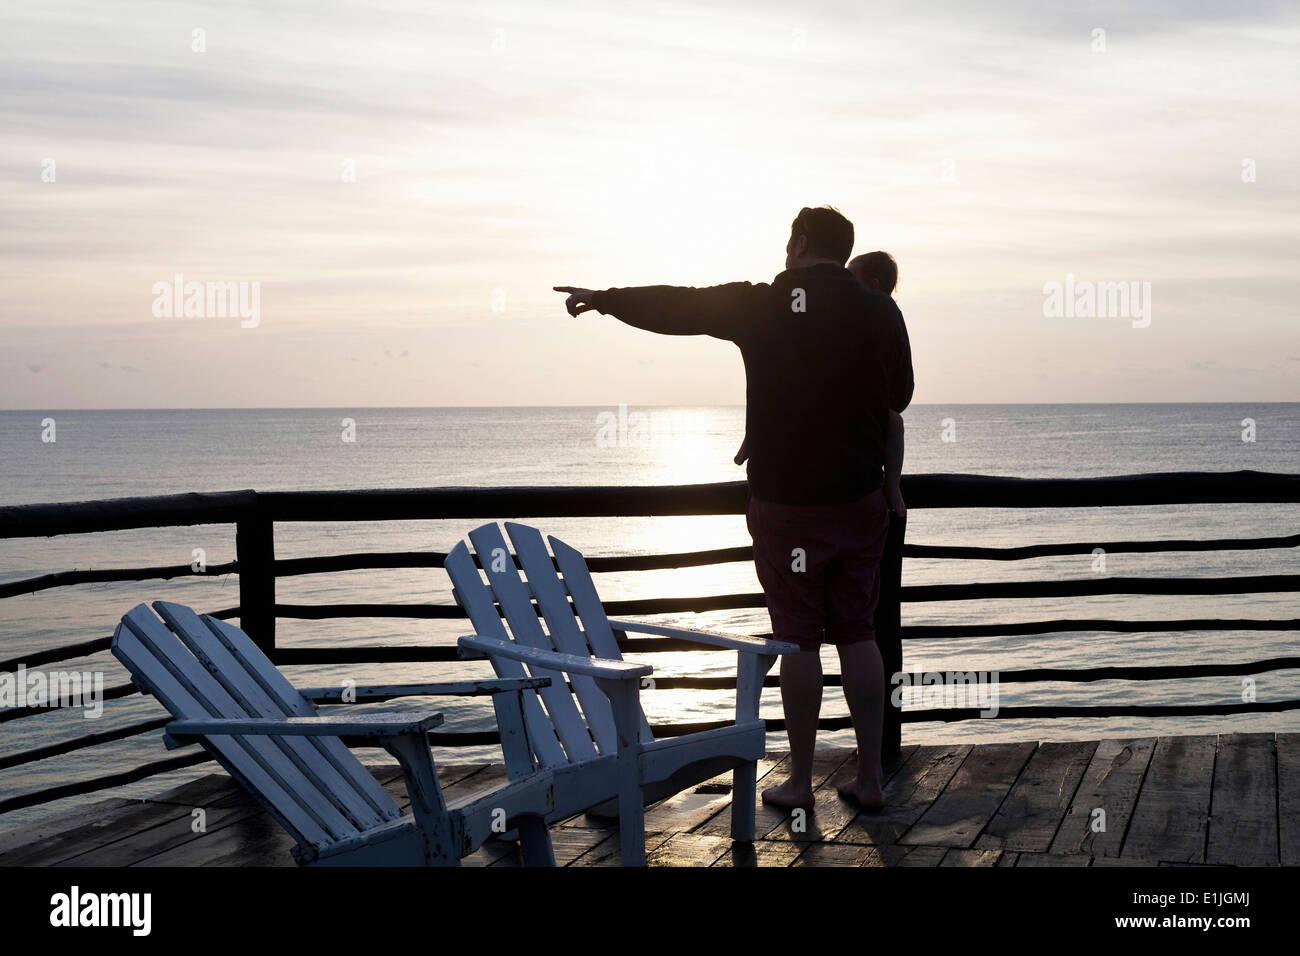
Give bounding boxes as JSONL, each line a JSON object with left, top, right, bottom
{"left": 2, "top": 0, "right": 1298, "bottom": 408}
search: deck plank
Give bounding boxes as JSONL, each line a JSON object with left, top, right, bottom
{"left": 646, "top": 756, "right": 784, "bottom": 834}
{"left": 1206, "top": 733, "right": 1277, "bottom": 866}
{"left": 767, "top": 745, "right": 920, "bottom": 844}
{"left": 1091, "top": 855, "right": 1159, "bottom": 867}
{"left": 750, "top": 749, "right": 853, "bottom": 838}
{"left": 148, "top": 772, "right": 257, "bottom": 810}
{"left": 894, "top": 845, "right": 947, "bottom": 867}
{"left": 647, "top": 833, "right": 735, "bottom": 867}
{"left": 940, "top": 848, "right": 1002, "bottom": 866}
{"left": 899, "top": 741, "right": 1037, "bottom": 847}
{"left": 1014, "top": 851, "right": 1091, "bottom": 867}
{"left": 138, "top": 806, "right": 298, "bottom": 867}
{"left": 1049, "top": 738, "right": 1156, "bottom": 858}
{"left": 793, "top": 842, "right": 909, "bottom": 866}
{"left": 150, "top": 763, "right": 411, "bottom": 807}
{"left": 834, "top": 744, "right": 971, "bottom": 846}
{"left": 553, "top": 828, "right": 617, "bottom": 866}
{"left": 696, "top": 751, "right": 844, "bottom": 838}
{"left": 976, "top": 740, "right": 1096, "bottom": 853}
{"left": 711, "top": 840, "right": 806, "bottom": 867}
{"left": 135, "top": 764, "right": 490, "bottom": 867}
{"left": 572, "top": 830, "right": 673, "bottom": 866}
{"left": 487, "top": 828, "right": 620, "bottom": 867}
{"left": 3, "top": 735, "right": 1292, "bottom": 868}
{"left": 1121, "top": 735, "right": 1216, "bottom": 864}
{"left": 0, "top": 799, "right": 157, "bottom": 866}
{"left": 57, "top": 801, "right": 267, "bottom": 867}
{"left": 4, "top": 802, "right": 214, "bottom": 868}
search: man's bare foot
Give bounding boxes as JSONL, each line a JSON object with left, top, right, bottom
{"left": 761, "top": 779, "right": 815, "bottom": 811}
{"left": 836, "top": 780, "right": 885, "bottom": 811}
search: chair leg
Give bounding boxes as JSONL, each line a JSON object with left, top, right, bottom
{"left": 617, "top": 778, "right": 647, "bottom": 866}
{"left": 517, "top": 815, "right": 555, "bottom": 866}
{"left": 382, "top": 732, "right": 457, "bottom": 865}
{"left": 731, "top": 760, "right": 757, "bottom": 842}
{"left": 596, "top": 676, "right": 649, "bottom": 867}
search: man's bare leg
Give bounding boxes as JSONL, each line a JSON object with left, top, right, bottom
{"left": 835, "top": 639, "right": 886, "bottom": 809}
{"left": 761, "top": 648, "right": 822, "bottom": 809}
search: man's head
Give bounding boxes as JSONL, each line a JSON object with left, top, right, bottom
{"left": 848, "top": 251, "right": 898, "bottom": 294}
{"left": 785, "top": 206, "right": 854, "bottom": 270}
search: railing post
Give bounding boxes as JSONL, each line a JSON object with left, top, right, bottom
{"left": 876, "top": 510, "right": 906, "bottom": 765}
{"left": 236, "top": 499, "right": 276, "bottom": 656}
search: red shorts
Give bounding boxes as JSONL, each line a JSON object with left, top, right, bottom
{"left": 746, "top": 489, "right": 889, "bottom": 652}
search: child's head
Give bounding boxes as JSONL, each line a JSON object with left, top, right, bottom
{"left": 848, "top": 251, "right": 898, "bottom": 295}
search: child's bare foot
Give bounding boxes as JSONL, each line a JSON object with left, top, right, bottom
{"left": 836, "top": 780, "right": 885, "bottom": 811}
{"left": 761, "top": 779, "right": 815, "bottom": 811}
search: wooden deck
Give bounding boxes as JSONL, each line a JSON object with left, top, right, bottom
{"left": 2, "top": 733, "right": 1296, "bottom": 867}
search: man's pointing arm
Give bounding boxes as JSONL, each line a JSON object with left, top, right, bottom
{"left": 553, "top": 283, "right": 762, "bottom": 339}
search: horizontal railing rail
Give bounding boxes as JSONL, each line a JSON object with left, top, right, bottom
{"left": 4, "top": 471, "right": 1300, "bottom": 540}
{"left": 2, "top": 469, "right": 1297, "bottom": 819}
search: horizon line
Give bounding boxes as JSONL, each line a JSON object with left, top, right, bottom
{"left": 2, "top": 400, "right": 1299, "bottom": 413}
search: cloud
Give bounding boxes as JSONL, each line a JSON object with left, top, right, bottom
{"left": 2, "top": 0, "right": 1299, "bottom": 406}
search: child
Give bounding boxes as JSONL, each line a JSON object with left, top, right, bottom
{"left": 849, "top": 252, "right": 906, "bottom": 516}
{"left": 734, "top": 250, "right": 907, "bottom": 516}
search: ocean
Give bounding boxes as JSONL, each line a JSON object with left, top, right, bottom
{"left": 1, "top": 403, "right": 1298, "bottom": 832}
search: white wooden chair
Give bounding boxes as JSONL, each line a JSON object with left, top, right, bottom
{"left": 444, "top": 521, "right": 800, "bottom": 865}
{"left": 113, "top": 601, "right": 558, "bottom": 866}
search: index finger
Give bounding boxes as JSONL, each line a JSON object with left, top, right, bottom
{"left": 552, "top": 286, "right": 578, "bottom": 293}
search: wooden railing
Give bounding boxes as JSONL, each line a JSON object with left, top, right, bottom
{"left": 2, "top": 470, "right": 1299, "bottom": 818}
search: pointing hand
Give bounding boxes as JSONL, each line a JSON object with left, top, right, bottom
{"left": 553, "top": 286, "right": 598, "bottom": 317}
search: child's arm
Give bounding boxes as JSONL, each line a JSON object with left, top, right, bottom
{"left": 884, "top": 411, "right": 905, "bottom": 517}
{"left": 734, "top": 434, "right": 750, "bottom": 466}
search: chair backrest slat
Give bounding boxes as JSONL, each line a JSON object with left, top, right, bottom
{"left": 504, "top": 523, "right": 618, "bottom": 755}
{"left": 154, "top": 602, "right": 398, "bottom": 829}
{"left": 548, "top": 534, "right": 654, "bottom": 742}
{"left": 465, "top": 524, "right": 599, "bottom": 763}
{"left": 444, "top": 542, "right": 568, "bottom": 768}
{"left": 198, "top": 615, "right": 402, "bottom": 820}
{"left": 114, "top": 605, "right": 347, "bottom": 849}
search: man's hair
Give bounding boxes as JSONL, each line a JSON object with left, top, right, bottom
{"left": 789, "top": 206, "right": 854, "bottom": 265}
{"left": 849, "top": 251, "right": 898, "bottom": 294}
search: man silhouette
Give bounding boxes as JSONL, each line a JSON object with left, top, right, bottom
{"left": 555, "top": 205, "right": 914, "bottom": 811}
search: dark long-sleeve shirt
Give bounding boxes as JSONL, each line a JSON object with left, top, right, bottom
{"left": 591, "top": 262, "right": 914, "bottom": 505}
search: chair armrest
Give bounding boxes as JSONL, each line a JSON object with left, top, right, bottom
{"left": 298, "top": 678, "right": 550, "bottom": 703}
{"left": 608, "top": 619, "right": 801, "bottom": 655}
{"left": 165, "top": 711, "right": 444, "bottom": 740}
{"left": 457, "top": 635, "right": 651, "bottom": 681}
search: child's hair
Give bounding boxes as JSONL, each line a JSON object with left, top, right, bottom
{"left": 848, "top": 251, "right": 898, "bottom": 294}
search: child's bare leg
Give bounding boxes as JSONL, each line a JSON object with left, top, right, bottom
{"left": 835, "top": 639, "right": 885, "bottom": 809}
